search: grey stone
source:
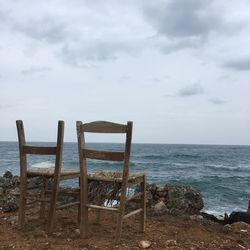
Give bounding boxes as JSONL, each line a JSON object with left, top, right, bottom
{"left": 164, "top": 184, "right": 203, "bottom": 214}
{"left": 3, "top": 170, "right": 13, "bottom": 179}
{"left": 153, "top": 201, "right": 168, "bottom": 215}
{"left": 0, "top": 177, "right": 5, "bottom": 187}
{"left": 228, "top": 211, "right": 250, "bottom": 224}
{"left": 2, "top": 197, "right": 19, "bottom": 212}
{"left": 0, "top": 187, "right": 4, "bottom": 196}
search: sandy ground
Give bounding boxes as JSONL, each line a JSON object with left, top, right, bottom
{"left": 1, "top": 206, "right": 250, "bottom": 250}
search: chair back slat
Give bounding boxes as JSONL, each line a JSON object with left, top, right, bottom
{"left": 23, "top": 145, "right": 57, "bottom": 155}
{"left": 81, "top": 121, "right": 127, "bottom": 133}
{"left": 83, "top": 149, "right": 124, "bottom": 161}
{"left": 77, "top": 120, "right": 133, "bottom": 177}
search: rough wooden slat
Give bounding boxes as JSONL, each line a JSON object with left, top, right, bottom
{"left": 23, "top": 145, "right": 57, "bottom": 155}
{"left": 83, "top": 149, "right": 124, "bottom": 161}
{"left": 56, "top": 202, "right": 80, "bottom": 210}
{"left": 27, "top": 167, "right": 80, "bottom": 178}
{"left": 123, "top": 209, "right": 143, "bottom": 219}
{"left": 125, "top": 192, "right": 142, "bottom": 202}
{"left": 81, "top": 121, "right": 127, "bottom": 133}
{"left": 86, "top": 204, "right": 119, "bottom": 212}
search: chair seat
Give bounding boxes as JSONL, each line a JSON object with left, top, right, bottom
{"left": 27, "top": 167, "right": 80, "bottom": 178}
{"left": 88, "top": 170, "right": 144, "bottom": 184}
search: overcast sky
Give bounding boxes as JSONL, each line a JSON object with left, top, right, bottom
{"left": 0, "top": 0, "right": 250, "bottom": 145}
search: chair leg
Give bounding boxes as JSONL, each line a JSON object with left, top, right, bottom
{"left": 140, "top": 175, "right": 146, "bottom": 232}
{"left": 18, "top": 175, "right": 27, "bottom": 228}
{"left": 39, "top": 178, "right": 48, "bottom": 219}
{"left": 95, "top": 192, "right": 101, "bottom": 224}
{"left": 79, "top": 175, "right": 89, "bottom": 238}
{"left": 80, "top": 205, "right": 88, "bottom": 238}
{"left": 48, "top": 177, "right": 60, "bottom": 234}
{"left": 115, "top": 187, "right": 127, "bottom": 244}
{"left": 77, "top": 177, "right": 81, "bottom": 223}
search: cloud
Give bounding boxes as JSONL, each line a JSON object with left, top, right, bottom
{"left": 177, "top": 83, "right": 204, "bottom": 97}
{"left": 209, "top": 98, "right": 227, "bottom": 105}
{"left": 222, "top": 57, "right": 250, "bottom": 71}
{"left": 12, "top": 16, "right": 67, "bottom": 44}
{"left": 142, "top": 0, "right": 246, "bottom": 54}
{"left": 59, "top": 39, "right": 138, "bottom": 65}
{"left": 21, "top": 66, "right": 52, "bottom": 75}
{"left": 143, "top": 0, "right": 221, "bottom": 40}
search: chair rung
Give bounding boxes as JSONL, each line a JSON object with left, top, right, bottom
{"left": 26, "top": 200, "right": 38, "bottom": 206}
{"left": 56, "top": 201, "right": 80, "bottom": 210}
{"left": 126, "top": 192, "right": 142, "bottom": 202}
{"left": 28, "top": 196, "right": 50, "bottom": 201}
{"left": 45, "top": 189, "right": 79, "bottom": 196}
{"left": 86, "top": 204, "right": 119, "bottom": 212}
{"left": 123, "top": 208, "right": 143, "bottom": 219}
{"left": 27, "top": 185, "right": 43, "bottom": 190}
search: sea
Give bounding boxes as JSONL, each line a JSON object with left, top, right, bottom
{"left": 0, "top": 141, "right": 250, "bottom": 216}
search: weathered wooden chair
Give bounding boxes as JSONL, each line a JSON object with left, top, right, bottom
{"left": 76, "top": 121, "right": 146, "bottom": 244}
{"left": 16, "top": 120, "right": 80, "bottom": 233}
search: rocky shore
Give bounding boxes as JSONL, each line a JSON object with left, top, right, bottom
{"left": 1, "top": 171, "right": 250, "bottom": 249}
{"left": 0, "top": 170, "right": 204, "bottom": 215}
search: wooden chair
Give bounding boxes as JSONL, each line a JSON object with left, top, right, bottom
{"left": 76, "top": 121, "right": 146, "bottom": 244}
{"left": 16, "top": 120, "right": 80, "bottom": 233}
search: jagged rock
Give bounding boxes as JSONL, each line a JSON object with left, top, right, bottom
{"left": 165, "top": 184, "right": 203, "bottom": 214}
{"left": 228, "top": 211, "right": 250, "bottom": 224}
{"left": 0, "top": 187, "right": 4, "bottom": 196}
{"left": 0, "top": 177, "right": 6, "bottom": 188}
{"left": 146, "top": 183, "right": 204, "bottom": 215}
{"left": 153, "top": 201, "right": 168, "bottom": 215}
{"left": 2, "top": 197, "right": 19, "bottom": 212}
{"left": 0, "top": 175, "right": 19, "bottom": 189}
{"left": 230, "top": 221, "right": 250, "bottom": 231}
{"left": 3, "top": 170, "right": 13, "bottom": 179}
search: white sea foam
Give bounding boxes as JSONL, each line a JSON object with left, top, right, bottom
{"left": 31, "top": 161, "right": 54, "bottom": 168}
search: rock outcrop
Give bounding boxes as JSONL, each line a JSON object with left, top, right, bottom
{"left": 1, "top": 171, "right": 204, "bottom": 216}
{"left": 147, "top": 183, "right": 204, "bottom": 215}
{"left": 0, "top": 171, "right": 20, "bottom": 212}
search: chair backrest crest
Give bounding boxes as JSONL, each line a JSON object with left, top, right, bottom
{"left": 16, "top": 120, "right": 64, "bottom": 174}
{"left": 77, "top": 120, "right": 132, "bottom": 171}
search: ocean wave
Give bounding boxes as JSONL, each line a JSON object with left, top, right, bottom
{"left": 31, "top": 161, "right": 54, "bottom": 168}
{"left": 205, "top": 164, "right": 250, "bottom": 173}
{"left": 139, "top": 154, "right": 167, "bottom": 160}
{"left": 172, "top": 153, "right": 200, "bottom": 159}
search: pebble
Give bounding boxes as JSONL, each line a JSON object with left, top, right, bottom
{"left": 165, "top": 239, "right": 177, "bottom": 247}
{"left": 190, "top": 215, "right": 203, "bottom": 220}
{"left": 138, "top": 240, "right": 151, "bottom": 249}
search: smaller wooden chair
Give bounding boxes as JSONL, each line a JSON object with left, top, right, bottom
{"left": 16, "top": 120, "right": 80, "bottom": 233}
{"left": 76, "top": 121, "right": 146, "bottom": 244}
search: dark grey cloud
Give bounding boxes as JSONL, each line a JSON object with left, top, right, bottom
{"left": 21, "top": 66, "right": 52, "bottom": 75}
{"left": 209, "top": 98, "right": 227, "bottom": 105}
{"left": 223, "top": 57, "right": 250, "bottom": 71}
{"left": 177, "top": 83, "right": 204, "bottom": 97}
{"left": 142, "top": 0, "right": 246, "bottom": 54}
{"left": 144, "top": 0, "right": 221, "bottom": 40}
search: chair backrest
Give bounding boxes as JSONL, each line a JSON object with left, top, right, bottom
{"left": 76, "top": 121, "right": 133, "bottom": 180}
{"left": 16, "top": 120, "right": 64, "bottom": 176}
